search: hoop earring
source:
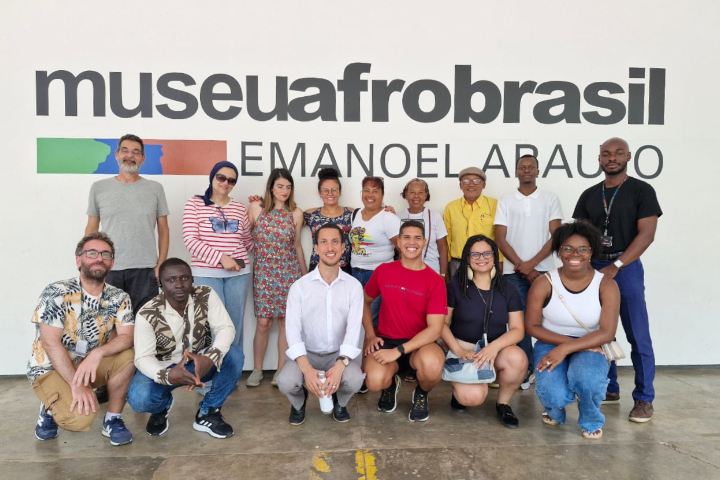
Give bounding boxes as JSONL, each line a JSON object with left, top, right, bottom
{"left": 467, "top": 266, "right": 474, "bottom": 281}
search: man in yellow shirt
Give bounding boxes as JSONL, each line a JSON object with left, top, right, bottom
{"left": 443, "top": 167, "right": 500, "bottom": 278}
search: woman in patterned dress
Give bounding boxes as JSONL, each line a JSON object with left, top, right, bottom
{"left": 247, "top": 168, "right": 307, "bottom": 387}
{"left": 303, "top": 168, "right": 396, "bottom": 275}
{"left": 303, "top": 168, "right": 354, "bottom": 275}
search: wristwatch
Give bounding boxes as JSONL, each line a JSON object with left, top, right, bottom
{"left": 336, "top": 356, "right": 349, "bottom": 366}
{"left": 613, "top": 259, "right": 624, "bottom": 269}
{"left": 397, "top": 344, "right": 406, "bottom": 355}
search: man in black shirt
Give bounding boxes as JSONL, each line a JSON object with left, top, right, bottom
{"left": 573, "top": 137, "right": 662, "bottom": 423}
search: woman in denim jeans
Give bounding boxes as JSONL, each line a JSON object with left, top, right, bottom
{"left": 525, "top": 222, "right": 620, "bottom": 439}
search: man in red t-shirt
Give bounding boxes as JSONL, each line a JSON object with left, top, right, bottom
{"left": 363, "top": 220, "right": 447, "bottom": 422}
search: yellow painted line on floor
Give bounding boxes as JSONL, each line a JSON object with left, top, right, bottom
{"left": 310, "top": 451, "right": 331, "bottom": 478}
{"left": 355, "top": 449, "right": 378, "bottom": 480}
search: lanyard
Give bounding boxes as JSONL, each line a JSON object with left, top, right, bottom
{"left": 601, "top": 176, "right": 628, "bottom": 235}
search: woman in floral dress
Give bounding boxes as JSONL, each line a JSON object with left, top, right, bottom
{"left": 247, "top": 168, "right": 307, "bottom": 387}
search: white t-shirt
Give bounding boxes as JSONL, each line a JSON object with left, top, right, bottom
{"left": 494, "top": 189, "right": 564, "bottom": 275}
{"left": 349, "top": 210, "right": 401, "bottom": 270}
{"left": 398, "top": 208, "right": 448, "bottom": 274}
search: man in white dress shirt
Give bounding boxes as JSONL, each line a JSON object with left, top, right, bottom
{"left": 278, "top": 223, "right": 365, "bottom": 425}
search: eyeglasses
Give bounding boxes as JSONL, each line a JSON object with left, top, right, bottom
{"left": 119, "top": 147, "right": 143, "bottom": 156}
{"left": 163, "top": 275, "right": 192, "bottom": 284}
{"left": 560, "top": 246, "right": 592, "bottom": 255}
{"left": 460, "top": 178, "right": 484, "bottom": 185}
{"left": 215, "top": 173, "right": 237, "bottom": 186}
{"left": 320, "top": 188, "right": 340, "bottom": 195}
{"left": 469, "top": 251, "right": 493, "bottom": 259}
{"left": 81, "top": 250, "right": 114, "bottom": 260}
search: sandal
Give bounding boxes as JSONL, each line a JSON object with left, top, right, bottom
{"left": 582, "top": 428, "right": 603, "bottom": 440}
{"left": 541, "top": 412, "right": 559, "bottom": 426}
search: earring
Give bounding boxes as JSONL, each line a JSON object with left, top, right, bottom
{"left": 490, "top": 266, "right": 497, "bottom": 279}
{"left": 467, "top": 266, "right": 474, "bottom": 281}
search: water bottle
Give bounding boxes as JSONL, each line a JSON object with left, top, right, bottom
{"left": 318, "top": 371, "right": 334, "bottom": 414}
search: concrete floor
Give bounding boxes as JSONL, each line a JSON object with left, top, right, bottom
{"left": 1, "top": 368, "right": 718, "bottom": 480}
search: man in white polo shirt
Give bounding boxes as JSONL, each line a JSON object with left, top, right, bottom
{"left": 494, "top": 154, "right": 563, "bottom": 389}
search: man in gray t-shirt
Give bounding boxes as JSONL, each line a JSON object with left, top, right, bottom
{"left": 85, "top": 134, "right": 170, "bottom": 316}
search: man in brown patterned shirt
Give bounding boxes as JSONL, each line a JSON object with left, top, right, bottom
{"left": 127, "top": 258, "right": 243, "bottom": 438}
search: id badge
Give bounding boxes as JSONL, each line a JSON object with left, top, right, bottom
{"left": 75, "top": 340, "right": 88, "bottom": 357}
{"left": 600, "top": 235, "right": 613, "bottom": 247}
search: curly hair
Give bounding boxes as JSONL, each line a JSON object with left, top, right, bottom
{"left": 551, "top": 222, "right": 603, "bottom": 259}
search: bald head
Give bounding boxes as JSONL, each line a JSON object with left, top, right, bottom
{"left": 600, "top": 137, "right": 629, "bottom": 152}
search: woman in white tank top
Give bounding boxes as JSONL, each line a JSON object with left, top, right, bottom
{"left": 525, "top": 222, "right": 620, "bottom": 440}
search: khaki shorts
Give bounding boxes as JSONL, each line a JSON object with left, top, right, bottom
{"left": 31, "top": 349, "right": 135, "bottom": 432}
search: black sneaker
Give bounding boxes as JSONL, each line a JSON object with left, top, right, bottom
{"left": 332, "top": 393, "right": 350, "bottom": 423}
{"left": 146, "top": 396, "right": 174, "bottom": 436}
{"left": 95, "top": 386, "right": 109, "bottom": 404}
{"left": 289, "top": 387, "right": 308, "bottom": 426}
{"left": 193, "top": 407, "right": 234, "bottom": 438}
{"left": 496, "top": 403, "right": 519, "bottom": 429}
{"left": 450, "top": 394, "right": 466, "bottom": 412}
{"left": 358, "top": 381, "right": 368, "bottom": 394}
{"left": 377, "top": 375, "right": 400, "bottom": 413}
{"left": 409, "top": 386, "right": 430, "bottom": 422}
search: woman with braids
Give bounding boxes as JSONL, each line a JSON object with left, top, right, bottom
{"left": 303, "top": 168, "right": 354, "bottom": 274}
{"left": 525, "top": 222, "right": 619, "bottom": 440}
{"left": 442, "top": 235, "right": 527, "bottom": 428}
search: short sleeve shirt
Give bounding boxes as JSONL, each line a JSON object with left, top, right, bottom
{"left": 572, "top": 177, "right": 662, "bottom": 254}
{"left": 447, "top": 278, "right": 523, "bottom": 343}
{"left": 27, "top": 278, "right": 133, "bottom": 384}
{"left": 398, "top": 208, "right": 448, "bottom": 274}
{"left": 87, "top": 177, "right": 170, "bottom": 270}
{"left": 349, "top": 210, "right": 402, "bottom": 270}
{"left": 365, "top": 261, "right": 447, "bottom": 340}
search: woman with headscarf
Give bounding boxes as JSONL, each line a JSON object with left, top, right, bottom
{"left": 182, "top": 161, "right": 253, "bottom": 363}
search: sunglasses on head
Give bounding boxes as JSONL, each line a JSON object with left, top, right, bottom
{"left": 215, "top": 173, "right": 237, "bottom": 186}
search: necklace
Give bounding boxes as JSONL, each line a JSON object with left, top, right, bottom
{"left": 476, "top": 286, "right": 493, "bottom": 313}
{"left": 559, "top": 267, "right": 591, "bottom": 284}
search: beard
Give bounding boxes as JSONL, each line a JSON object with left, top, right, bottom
{"left": 81, "top": 263, "right": 109, "bottom": 281}
{"left": 601, "top": 162, "right": 627, "bottom": 176}
{"left": 118, "top": 159, "right": 141, "bottom": 174}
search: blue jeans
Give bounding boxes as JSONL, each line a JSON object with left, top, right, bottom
{"left": 534, "top": 340, "right": 609, "bottom": 433}
{"left": 504, "top": 273, "right": 535, "bottom": 369}
{"left": 592, "top": 258, "right": 655, "bottom": 402}
{"left": 194, "top": 274, "right": 251, "bottom": 351}
{"left": 127, "top": 344, "right": 244, "bottom": 415}
{"left": 352, "top": 268, "right": 381, "bottom": 329}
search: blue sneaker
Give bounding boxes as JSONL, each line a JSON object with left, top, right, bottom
{"left": 35, "top": 404, "right": 58, "bottom": 441}
{"left": 102, "top": 416, "right": 133, "bottom": 446}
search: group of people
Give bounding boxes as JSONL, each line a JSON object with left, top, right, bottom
{"left": 28, "top": 134, "right": 661, "bottom": 446}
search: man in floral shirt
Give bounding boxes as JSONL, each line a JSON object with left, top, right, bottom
{"left": 28, "top": 232, "right": 136, "bottom": 446}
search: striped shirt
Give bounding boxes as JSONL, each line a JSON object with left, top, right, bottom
{"left": 182, "top": 196, "right": 253, "bottom": 277}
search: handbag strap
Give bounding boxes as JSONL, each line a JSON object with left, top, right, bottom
{"left": 544, "top": 272, "right": 593, "bottom": 334}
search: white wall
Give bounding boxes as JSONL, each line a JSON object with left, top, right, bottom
{"left": 1, "top": 1, "right": 717, "bottom": 374}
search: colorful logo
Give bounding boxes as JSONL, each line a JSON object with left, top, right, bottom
{"left": 37, "top": 138, "right": 227, "bottom": 174}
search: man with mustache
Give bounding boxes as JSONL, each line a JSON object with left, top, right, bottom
{"left": 28, "top": 233, "right": 136, "bottom": 446}
{"left": 573, "top": 137, "right": 662, "bottom": 423}
{"left": 85, "top": 134, "right": 170, "bottom": 317}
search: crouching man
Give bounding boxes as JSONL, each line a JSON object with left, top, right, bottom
{"left": 127, "top": 258, "right": 243, "bottom": 438}
{"left": 278, "top": 224, "right": 365, "bottom": 424}
{"left": 29, "top": 232, "right": 136, "bottom": 446}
